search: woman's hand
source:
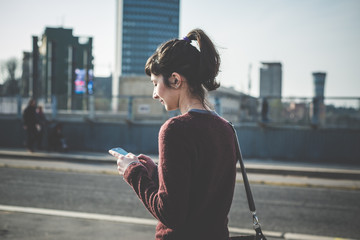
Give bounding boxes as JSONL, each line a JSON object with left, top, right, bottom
{"left": 109, "top": 150, "right": 140, "bottom": 176}
{"left": 138, "top": 154, "right": 157, "bottom": 178}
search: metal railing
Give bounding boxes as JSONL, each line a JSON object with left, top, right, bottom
{"left": 0, "top": 95, "right": 359, "bottom": 128}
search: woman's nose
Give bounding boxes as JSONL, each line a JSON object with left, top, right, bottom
{"left": 153, "top": 89, "right": 159, "bottom": 99}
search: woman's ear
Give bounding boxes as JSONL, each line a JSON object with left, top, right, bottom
{"left": 170, "top": 72, "right": 182, "bottom": 89}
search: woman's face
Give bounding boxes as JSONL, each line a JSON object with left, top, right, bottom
{"left": 151, "top": 74, "right": 179, "bottom": 111}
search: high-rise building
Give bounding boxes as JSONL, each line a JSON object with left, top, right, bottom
{"left": 21, "top": 52, "right": 32, "bottom": 97}
{"left": 312, "top": 72, "right": 326, "bottom": 99}
{"left": 119, "top": 0, "right": 179, "bottom": 76}
{"left": 311, "top": 72, "right": 326, "bottom": 127}
{"left": 112, "top": 0, "right": 180, "bottom": 110}
{"left": 31, "top": 27, "right": 93, "bottom": 109}
{"left": 259, "top": 62, "right": 282, "bottom": 98}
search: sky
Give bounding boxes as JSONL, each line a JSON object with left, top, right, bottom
{"left": 0, "top": 0, "right": 359, "bottom": 100}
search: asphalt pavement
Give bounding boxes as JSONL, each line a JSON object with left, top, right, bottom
{"left": 1, "top": 147, "right": 360, "bottom": 240}
{"left": 0, "top": 147, "right": 360, "bottom": 190}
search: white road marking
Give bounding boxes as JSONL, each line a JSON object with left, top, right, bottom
{"left": 0, "top": 204, "right": 157, "bottom": 226}
{"left": 284, "top": 233, "right": 355, "bottom": 240}
{"left": 0, "top": 205, "right": 355, "bottom": 240}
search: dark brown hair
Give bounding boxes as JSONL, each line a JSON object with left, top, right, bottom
{"left": 145, "top": 29, "right": 220, "bottom": 107}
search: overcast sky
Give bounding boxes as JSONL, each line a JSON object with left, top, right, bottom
{"left": 0, "top": 0, "right": 359, "bottom": 100}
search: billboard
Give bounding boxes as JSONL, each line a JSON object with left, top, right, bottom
{"left": 75, "top": 68, "right": 94, "bottom": 94}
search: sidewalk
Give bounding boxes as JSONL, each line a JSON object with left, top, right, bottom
{"left": 1, "top": 147, "right": 360, "bottom": 190}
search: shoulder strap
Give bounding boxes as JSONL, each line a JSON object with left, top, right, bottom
{"left": 228, "top": 121, "right": 256, "bottom": 212}
{"left": 228, "top": 122, "right": 266, "bottom": 235}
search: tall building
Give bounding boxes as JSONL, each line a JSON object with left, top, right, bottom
{"left": 112, "top": 0, "right": 180, "bottom": 110}
{"left": 312, "top": 72, "right": 326, "bottom": 99}
{"left": 311, "top": 72, "right": 326, "bottom": 127}
{"left": 259, "top": 62, "right": 282, "bottom": 98}
{"left": 119, "top": 0, "right": 179, "bottom": 76}
{"left": 21, "top": 52, "right": 32, "bottom": 97}
{"left": 30, "top": 27, "right": 93, "bottom": 109}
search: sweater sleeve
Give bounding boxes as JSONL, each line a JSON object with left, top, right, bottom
{"left": 124, "top": 118, "right": 192, "bottom": 229}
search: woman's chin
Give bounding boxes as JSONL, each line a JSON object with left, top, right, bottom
{"left": 165, "top": 106, "right": 177, "bottom": 112}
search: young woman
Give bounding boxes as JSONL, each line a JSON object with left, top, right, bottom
{"left": 110, "top": 29, "right": 237, "bottom": 240}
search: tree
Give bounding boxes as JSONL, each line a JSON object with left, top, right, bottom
{"left": 1, "top": 58, "right": 20, "bottom": 96}
{"left": 6, "top": 58, "right": 17, "bottom": 82}
{"left": 0, "top": 60, "right": 6, "bottom": 84}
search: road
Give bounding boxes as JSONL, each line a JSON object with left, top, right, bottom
{"left": 0, "top": 165, "right": 359, "bottom": 239}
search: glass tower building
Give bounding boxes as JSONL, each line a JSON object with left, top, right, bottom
{"left": 121, "top": 0, "right": 180, "bottom": 75}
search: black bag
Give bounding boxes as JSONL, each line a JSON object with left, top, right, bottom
{"left": 228, "top": 122, "right": 267, "bottom": 240}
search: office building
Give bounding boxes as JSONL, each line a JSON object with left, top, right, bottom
{"left": 117, "top": 0, "right": 179, "bottom": 76}
{"left": 30, "top": 27, "right": 93, "bottom": 109}
{"left": 21, "top": 52, "right": 32, "bottom": 97}
{"left": 259, "top": 62, "right": 282, "bottom": 98}
{"left": 112, "top": 0, "right": 180, "bottom": 110}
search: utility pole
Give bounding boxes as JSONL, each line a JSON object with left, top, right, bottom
{"left": 67, "top": 45, "right": 73, "bottom": 110}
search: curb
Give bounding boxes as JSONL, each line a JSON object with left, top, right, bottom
{"left": 0, "top": 150, "right": 114, "bottom": 165}
{"left": 243, "top": 167, "right": 360, "bottom": 180}
{"left": 1, "top": 150, "right": 360, "bottom": 180}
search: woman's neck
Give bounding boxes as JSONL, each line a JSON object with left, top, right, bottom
{"left": 179, "top": 98, "right": 208, "bottom": 114}
{"left": 177, "top": 82, "right": 209, "bottom": 114}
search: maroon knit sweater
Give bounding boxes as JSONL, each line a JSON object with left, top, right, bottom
{"left": 124, "top": 111, "right": 237, "bottom": 240}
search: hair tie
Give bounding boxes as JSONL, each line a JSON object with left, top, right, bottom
{"left": 183, "top": 36, "right": 191, "bottom": 43}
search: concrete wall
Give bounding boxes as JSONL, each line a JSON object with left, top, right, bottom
{"left": 237, "top": 126, "right": 360, "bottom": 163}
{"left": 1, "top": 118, "right": 359, "bottom": 164}
{"left": 1, "top": 118, "right": 159, "bottom": 154}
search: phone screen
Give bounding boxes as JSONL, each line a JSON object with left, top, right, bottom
{"left": 109, "top": 147, "right": 128, "bottom": 155}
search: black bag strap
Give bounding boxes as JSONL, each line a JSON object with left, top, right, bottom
{"left": 228, "top": 122, "right": 266, "bottom": 238}
{"left": 228, "top": 121, "right": 256, "bottom": 212}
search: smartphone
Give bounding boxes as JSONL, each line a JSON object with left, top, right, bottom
{"left": 109, "top": 147, "right": 128, "bottom": 156}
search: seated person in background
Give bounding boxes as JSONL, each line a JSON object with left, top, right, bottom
{"left": 48, "top": 123, "right": 68, "bottom": 152}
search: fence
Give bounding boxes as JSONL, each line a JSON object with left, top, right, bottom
{"left": 0, "top": 95, "right": 359, "bottom": 128}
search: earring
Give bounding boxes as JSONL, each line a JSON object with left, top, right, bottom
{"left": 174, "top": 79, "right": 179, "bottom": 88}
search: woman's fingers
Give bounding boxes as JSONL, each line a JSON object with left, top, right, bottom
{"left": 114, "top": 152, "right": 139, "bottom": 176}
{"left": 125, "top": 152, "right": 137, "bottom": 160}
{"left": 108, "top": 150, "right": 120, "bottom": 158}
